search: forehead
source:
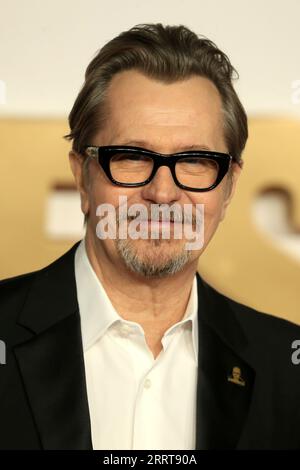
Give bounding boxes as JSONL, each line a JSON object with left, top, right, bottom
{"left": 96, "top": 70, "right": 225, "bottom": 150}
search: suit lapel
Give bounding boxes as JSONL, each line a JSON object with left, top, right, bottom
{"left": 195, "top": 274, "right": 256, "bottom": 449}
{"left": 13, "top": 242, "right": 92, "bottom": 449}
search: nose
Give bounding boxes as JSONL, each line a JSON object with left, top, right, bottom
{"left": 141, "top": 165, "right": 182, "bottom": 204}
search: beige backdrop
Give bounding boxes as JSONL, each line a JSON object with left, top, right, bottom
{"left": 0, "top": 118, "right": 299, "bottom": 323}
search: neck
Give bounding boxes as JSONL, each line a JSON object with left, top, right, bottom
{"left": 84, "top": 229, "right": 197, "bottom": 355}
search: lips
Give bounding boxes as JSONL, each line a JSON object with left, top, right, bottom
{"left": 139, "top": 219, "right": 177, "bottom": 223}
{"left": 139, "top": 220, "right": 179, "bottom": 227}
{"left": 137, "top": 219, "right": 180, "bottom": 230}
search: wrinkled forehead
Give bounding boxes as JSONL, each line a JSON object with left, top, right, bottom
{"left": 94, "top": 70, "right": 226, "bottom": 152}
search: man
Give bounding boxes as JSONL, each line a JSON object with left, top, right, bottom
{"left": 0, "top": 23, "right": 300, "bottom": 450}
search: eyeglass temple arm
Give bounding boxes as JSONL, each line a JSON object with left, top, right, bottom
{"left": 84, "top": 146, "right": 99, "bottom": 159}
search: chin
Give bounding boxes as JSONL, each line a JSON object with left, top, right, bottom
{"left": 115, "top": 236, "right": 195, "bottom": 277}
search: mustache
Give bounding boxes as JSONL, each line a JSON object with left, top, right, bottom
{"left": 116, "top": 206, "right": 197, "bottom": 225}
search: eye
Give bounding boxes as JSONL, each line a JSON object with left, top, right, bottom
{"left": 109, "top": 152, "right": 154, "bottom": 183}
{"left": 111, "top": 153, "right": 152, "bottom": 164}
{"left": 176, "top": 157, "right": 218, "bottom": 171}
{"left": 177, "top": 157, "right": 217, "bottom": 169}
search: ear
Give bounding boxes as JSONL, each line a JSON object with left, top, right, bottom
{"left": 69, "top": 150, "right": 90, "bottom": 216}
{"left": 220, "top": 161, "right": 243, "bottom": 221}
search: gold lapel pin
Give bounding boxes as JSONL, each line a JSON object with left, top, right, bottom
{"left": 227, "top": 366, "right": 246, "bottom": 386}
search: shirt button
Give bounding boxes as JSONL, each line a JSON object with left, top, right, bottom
{"left": 144, "top": 378, "right": 152, "bottom": 389}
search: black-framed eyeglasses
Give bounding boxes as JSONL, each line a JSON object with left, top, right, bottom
{"left": 83, "top": 145, "right": 233, "bottom": 192}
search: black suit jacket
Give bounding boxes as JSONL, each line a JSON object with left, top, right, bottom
{"left": 1, "top": 241, "right": 300, "bottom": 450}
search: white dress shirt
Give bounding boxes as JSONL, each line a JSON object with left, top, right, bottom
{"left": 74, "top": 239, "right": 198, "bottom": 450}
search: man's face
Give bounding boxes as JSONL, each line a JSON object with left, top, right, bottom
{"left": 70, "top": 70, "right": 241, "bottom": 278}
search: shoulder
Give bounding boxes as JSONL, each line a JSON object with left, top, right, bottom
{"left": 0, "top": 270, "right": 37, "bottom": 306}
{"left": 202, "top": 278, "right": 300, "bottom": 347}
{"left": 227, "top": 293, "right": 300, "bottom": 338}
{"left": 0, "top": 242, "right": 80, "bottom": 328}
{"left": 0, "top": 270, "right": 38, "bottom": 335}
{"left": 206, "top": 278, "right": 300, "bottom": 328}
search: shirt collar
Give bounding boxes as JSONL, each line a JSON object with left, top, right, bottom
{"left": 162, "top": 274, "right": 198, "bottom": 362}
{"left": 75, "top": 239, "right": 198, "bottom": 362}
{"left": 75, "top": 239, "right": 121, "bottom": 351}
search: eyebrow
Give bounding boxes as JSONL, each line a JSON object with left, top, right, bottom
{"left": 117, "top": 140, "right": 213, "bottom": 152}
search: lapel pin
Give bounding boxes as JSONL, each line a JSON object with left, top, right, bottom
{"left": 227, "top": 366, "right": 246, "bottom": 386}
